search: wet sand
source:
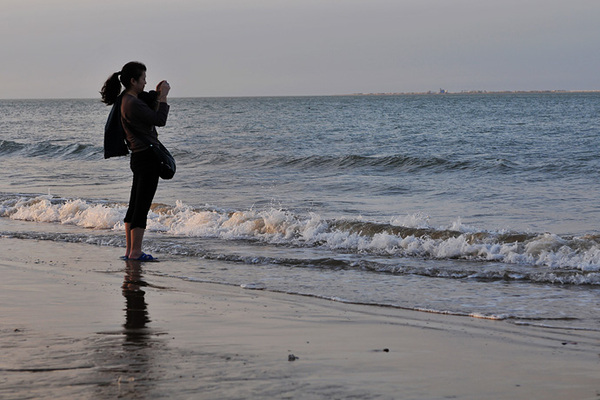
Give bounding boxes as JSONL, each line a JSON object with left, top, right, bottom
{"left": 0, "top": 237, "right": 598, "bottom": 399}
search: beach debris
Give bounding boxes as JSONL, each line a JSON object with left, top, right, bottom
{"left": 288, "top": 354, "right": 299, "bottom": 361}
{"left": 240, "top": 283, "right": 266, "bottom": 290}
{"left": 117, "top": 375, "right": 135, "bottom": 391}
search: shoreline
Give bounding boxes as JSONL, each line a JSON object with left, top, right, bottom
{"left": 349, "top": 89, "right": 600, "bottom": 96}
{"left": 0, "top": 236, "right": 598, "bottom": 399}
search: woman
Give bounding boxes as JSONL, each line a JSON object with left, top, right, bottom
{"left": 101, "top": 61, "right": 171, "bottom": 261}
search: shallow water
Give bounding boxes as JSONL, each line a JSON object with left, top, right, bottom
{"left": 1, "top": 94, "right": 600, "bottom": 331}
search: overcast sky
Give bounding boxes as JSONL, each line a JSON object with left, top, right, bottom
{"left": 1, "top": 0, "right": 599, "bottom": 99}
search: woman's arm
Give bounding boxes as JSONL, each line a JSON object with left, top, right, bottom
{"left": 128, "top": 96, "right": 170, "bottom": 127}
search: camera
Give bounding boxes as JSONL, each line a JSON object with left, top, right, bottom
{"left": 138, "top": 90, "right": 158, "bottom": 108}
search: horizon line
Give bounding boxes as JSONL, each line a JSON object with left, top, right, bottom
{"left": 1, "top": 89, "right": 600, "bottom": 101}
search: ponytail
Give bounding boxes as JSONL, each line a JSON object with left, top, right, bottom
{"left": 100, "top": 72, "right": 122, "bottom": 105}
{"left": 100, "top": 61, "right": 146, "bottom": 105}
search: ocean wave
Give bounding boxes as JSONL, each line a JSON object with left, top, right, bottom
{"left": 0, "top": 139, "right": 101, "bottom": 160}
{"left": 2, "top": 136, "right": 591, "bottom": 179}
{"left": 2, "top": 194, "right": 600, "bottom": 280}
{"left": 246, "top": 152, "right": 590, "bottom": 178}
{"left": 264, "top": 154, "right": 471, "bottom": 173}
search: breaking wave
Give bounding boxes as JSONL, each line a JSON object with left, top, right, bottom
{"left": 0, "top": 139, "right": 100, "bottom": 160}
{"left": 2, "top": 194, "right": 600, "bottom": 286}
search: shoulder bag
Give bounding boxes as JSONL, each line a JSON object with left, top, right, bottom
{"left": 137, "top": 135, "right": 176, "bottom": 180}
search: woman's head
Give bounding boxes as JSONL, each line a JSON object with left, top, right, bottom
{"left": 100, "top": 61, "right": 147, "bottom": 105}
{"left": 119, "top": 62, "right": 146, "bottom": 89}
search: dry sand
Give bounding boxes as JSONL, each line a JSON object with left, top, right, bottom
{"left": 0, "top": 236, "right": 598, "bottom": 399}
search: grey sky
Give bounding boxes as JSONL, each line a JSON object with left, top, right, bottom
{"left": 1, "top": 0, "right": 599, "bottom": 99}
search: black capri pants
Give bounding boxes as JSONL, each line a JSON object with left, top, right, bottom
{"left": 124, "top": 148, "right": 160, "bottom": 229}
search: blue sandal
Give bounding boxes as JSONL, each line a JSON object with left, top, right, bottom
{"left": 133, "top": 253, "right": 159, "bottom": 262}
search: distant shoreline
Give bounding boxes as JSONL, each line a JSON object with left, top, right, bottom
{"left": 349, "top": 89, "right": 600, "bottom": 96}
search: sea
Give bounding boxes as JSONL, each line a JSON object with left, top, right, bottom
{"left": 1, "top": 93, "right": 600, "bottom": 332}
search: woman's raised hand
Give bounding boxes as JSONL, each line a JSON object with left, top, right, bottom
{"left": 157, "top": 80, "right": 171, "bottom": 101}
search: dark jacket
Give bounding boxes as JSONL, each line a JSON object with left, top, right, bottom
{"left": 121, "top": 94, "right": 170, "bottom": 153}
{"left": 103, "top": 95, "right": 129, "bottom": 158}
{"left": 103, "top": 92, "right": 170, "bottom": 157}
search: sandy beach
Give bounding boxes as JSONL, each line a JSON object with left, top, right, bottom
{"left": 0, "top": 236, "right": 598, "bottom": 400}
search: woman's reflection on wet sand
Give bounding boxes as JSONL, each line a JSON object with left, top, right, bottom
{"left": 112, "top": 259, "right": 157, "bottom": 398}
{"left": 122, "top": 259, "right": 151, "bottom": 343}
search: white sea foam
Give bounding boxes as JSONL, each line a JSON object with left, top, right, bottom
{"left": 3, "top": 195, "right": 600, "bottom": 272}
{"left": 2, "top": 195, "right": 125, "bottom": 230}
{"left": 390, "top": 213, "right": 431, "bottom": 229}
